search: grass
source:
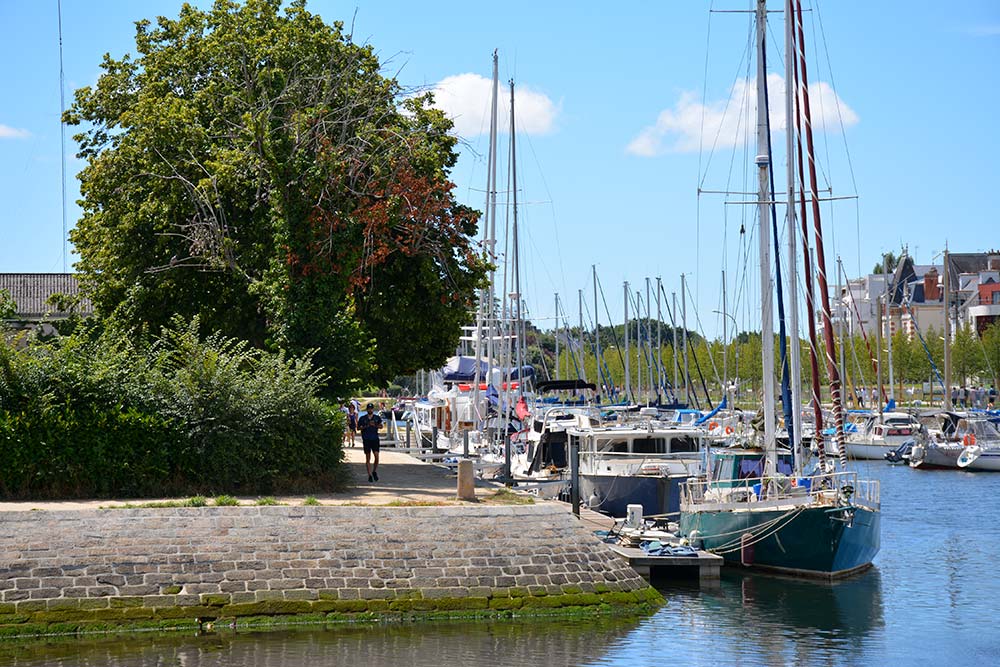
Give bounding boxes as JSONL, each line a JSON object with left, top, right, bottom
{"left": 213, "top": 495, "right": 240, "bottom": 506}
{"left": 254, "top": 497, "right": 280, "bottom": 506}
{"left": 483, "top": 488, "right": 535, "bottom": 505}
{"left": 302, "top": 496, "right": 320, "bottom": 506}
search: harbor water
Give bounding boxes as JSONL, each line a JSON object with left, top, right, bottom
{"left": 6, "top": 462, "right": 1000, "bottom": 667}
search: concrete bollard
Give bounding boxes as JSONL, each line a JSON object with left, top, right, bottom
{"left": 457, "top": 459, "right": 476, "bottom": 500}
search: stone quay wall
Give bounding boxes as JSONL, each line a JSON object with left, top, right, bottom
{"left": 0, "top": 503, "right": 657, "bottom": 636}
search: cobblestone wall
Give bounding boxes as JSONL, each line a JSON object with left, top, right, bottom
{"left": 0, "top": 504, "right": 655, "bottom": 635}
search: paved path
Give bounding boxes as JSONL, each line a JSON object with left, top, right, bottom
{"left": 0, "top": 446, "right": 491, "bottom": 511}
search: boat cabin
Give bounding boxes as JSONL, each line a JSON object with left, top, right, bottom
{"left": 709, "top": 449, "right": 795, "bottom": 489}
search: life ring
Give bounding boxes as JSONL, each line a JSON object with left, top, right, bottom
{"left": 709, "top": 421, "right": 719, "bottom": 431}
{"left": 963, "top": 433, "right": 976, "bottom": 447}
{"left": 725, "top": 425, "right": 735, "bottom": 435}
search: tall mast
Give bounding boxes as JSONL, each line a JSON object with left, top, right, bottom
{"left": 554, "top": 293, "right": 560, "bottom": 382}
{"left": 624, "top": 281, "right": 631, "bottom": 402}
{"left": 672, "top": 292, "right": 680, "bottom": 403}
{"left": 509, "top": 79, "right": 523, "bottom": 399}
{"left": 943, "top": 245, "right": 952, "bottom": 409}
{"left": 795, "top": 0, "right": 847, "bottom": 468}
{"left": 792, "top": 21, "right": 826, "bottom": 468}
{"left": 875, "top": 259, "right": 883, "bottom": 416}
{"left": 578, "top": 289, "right": 587, "bottom": 383}
{"left": 657, "top": 277, "right": 664, "bottom": 404}
{"left": 682, "top": 275, "right": 690, "bottom": 407}
{"left": 594, "top": 266, "right": 602, "bottom": 398}
{"left": 473, "top": 50, "right": 500, "bottom": 424}
{"left": 646, "top": 279, "right": 654, "bottom": 405}
{"left": 722, "top": 270, "right": 729, "bottom": 407}
{"left": 885, "top": 253, "right": 895, "bottom": 403}
{"left": 635, "top": 291, "right": 642, "bottom": 404}
{"left": 784, "top": 0, "right": 803, "bottom": 458}
{"left": 755, "top": 0, "right": 777, "bottom": 473}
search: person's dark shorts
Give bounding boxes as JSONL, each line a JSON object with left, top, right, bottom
{"left": 362, "top": 439, "right": 380, "bottom": 455}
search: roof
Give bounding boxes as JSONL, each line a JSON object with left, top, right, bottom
{"left": 0, "top": 273, "right": 92, "bottom": 320}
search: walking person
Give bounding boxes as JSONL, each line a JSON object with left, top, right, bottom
{"left": 346, "top": 403, "right": 359, "bottom": 446}
{"left": 358, "top": 403, "right": 384, "bottom": 483}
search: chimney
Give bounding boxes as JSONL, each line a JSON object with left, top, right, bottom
{"left": 924, "top": 267, "right": 940, "bottom": 302}
{"left": 989, "top": 254, "right": 1000, "bottom": 271}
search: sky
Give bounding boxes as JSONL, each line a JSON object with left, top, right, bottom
{"left": 1, "top": 1, "right": 998, "bottom": 339}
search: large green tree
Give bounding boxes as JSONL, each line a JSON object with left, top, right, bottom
{"left": 66, "top": 0, "right": 485, "bottom": 396}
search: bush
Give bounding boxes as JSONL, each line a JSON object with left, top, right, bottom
{"left": 0, "top": 317, "right": 347, "bottom": 500}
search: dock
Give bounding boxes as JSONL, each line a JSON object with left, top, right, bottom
{"left": 606, "top": 543, "right": 722, "bottom": 582}
{"left": 579, "top": 507, "right": 722, "bottom": 583}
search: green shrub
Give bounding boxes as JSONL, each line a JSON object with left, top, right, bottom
{"left": 302, "top": 496, "right": 320, "bottom": 506}
{"left": 0, "top": 317, "right": 346, "bottom": 500}
{"left": 214, "top": 495, "right": 240, "bottom": 506}
{"left": 255, "top": 497, "right": 278, "bottom": 506}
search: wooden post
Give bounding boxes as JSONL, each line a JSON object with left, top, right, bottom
{"left": 570, "top": 436, "right": 580, "bottom": 517}
{"left": 463, "top": 430, "right": 469, "bottom": 457}
{"left": 405, "top": 421, "right": 411, "bottom": 448}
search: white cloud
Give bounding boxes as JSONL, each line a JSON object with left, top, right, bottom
{"left": 428, "top": 73, "right": 558, "bottom": 137}
{"left": 0, "top": 124, "right": 31, "bottom": 139}
{"left": 626, "top": 74, "right": 858, "bottom": 156}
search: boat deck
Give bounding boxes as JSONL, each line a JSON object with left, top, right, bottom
{"left": 579, "top": 508, "right": 722, "bottom": 583}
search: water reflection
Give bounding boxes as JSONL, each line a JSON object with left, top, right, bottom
{"left": 588, "top": 569, "right": 885, "bottom": 667}
{"left": 1, "top": 616, "right": 644, "bottom": 667}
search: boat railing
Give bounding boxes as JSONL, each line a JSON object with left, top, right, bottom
{"left": 681, "top": 471, "right": 880, "bottom": 509}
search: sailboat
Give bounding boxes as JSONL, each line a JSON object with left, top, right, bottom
{"left": 678, "top": 0, "right": 880, "bottom": 578}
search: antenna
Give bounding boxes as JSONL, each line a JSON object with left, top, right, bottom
{"left": 58, "top": 0, "right": 68, "bottom": 273}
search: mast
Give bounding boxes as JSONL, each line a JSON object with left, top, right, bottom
{"left": 672, "top": 291, "right": 680, "bottom": 403}
{"left": 885, "top": 253, "right": 895, "bottom": 403}
{"left": 594, "top": 266, "right": 601, "bottom": 397}
{"left": 624, "top": 281, "right": 631, "bottom": 402}
{"left": 943, "top": 245, "right": 952, "bottom": 409}
{"left": 682, "top": 275, "right": 690, "bottom": 407}
{"left": 722, "top": 270, "right": 729, "bottom": 408}
{"left": 795, "top": 0, "right": 847, "bottom": 468}
{"left": 755, "top": 0, "right": 777, "bottom": 474}
{"left": 473, "top": 50, "right": 500, "bottom": 426}
{"left": 554, "top": 293, "right": 560, "bottom": 382}
{"left": 784, "top": 0, "right": 803, "bottom": 459}
{"left": 792, "top": 18, "right": 826, "bottom": 468}
{"left": 646, "top": 279, "right": 654, "bottom": 405}
{"left": 509, "top": 79, "right": 523, "bottom": 400}
{"left": 657, "top": 277, "right": 664, "bottom": 403}
{"left": 875, "top": 258, "right": 883, "bottom": 416}
{"left": 635, "top": 291, "right": 642, "bottom": 404}
{"left": 578, "top": 289, "right": 587, "bottom": 383}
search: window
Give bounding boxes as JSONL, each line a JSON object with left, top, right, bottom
{"left": 632, "top": 438, "right": 665, "bottom": 454}
{"left": 670, "top": 436, "right": 700, "bottom": 453}
{"left": 738, "top": 458, "right": 764, "bottom": 480}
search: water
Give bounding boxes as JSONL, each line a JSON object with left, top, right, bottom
{"left": 7, "top": 464, "right": 1000, "bottom": 667}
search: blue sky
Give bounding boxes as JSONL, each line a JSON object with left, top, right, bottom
{"left": 1, "top": 1, "right": 998, "bottom": 338}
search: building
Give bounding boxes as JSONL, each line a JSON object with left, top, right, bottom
{"left": 0, "top": 273, "right": 92, "bottom": 336}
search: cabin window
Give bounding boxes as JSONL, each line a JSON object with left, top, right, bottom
{"left": 776, "top": 458, "right": 793, "bottom": 476}
{"left": 632, "top": 438, "right": 665, "bottom": 454}
{"left": 670, "top": 436, "right": 699, "bottom": 453}
{"left": 604, "top": 440, "right": 628, "bottom": 453}
{"left": 738, "top": 459, "right": 764, "bottom": 480}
